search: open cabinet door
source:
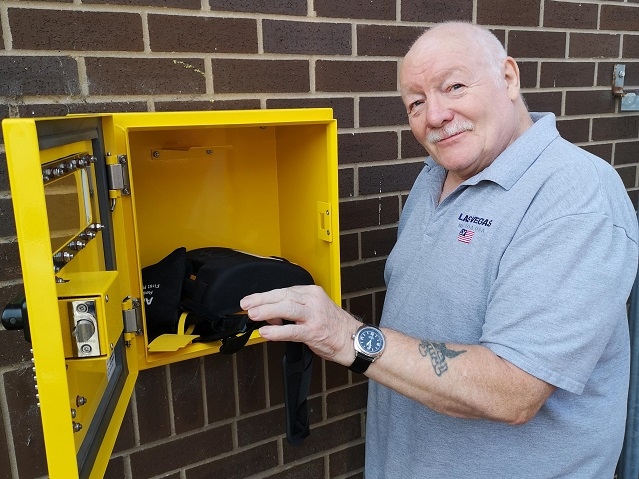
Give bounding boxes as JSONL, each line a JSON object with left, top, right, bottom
{"left": 2, "top": 108, "right": 341, "bottom": 478}
{"left": 2, "top": 116, "right": 139, "bottom": 479}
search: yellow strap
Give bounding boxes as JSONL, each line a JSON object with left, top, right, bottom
{"left": 177, "top": 312, "right": 189, "bottom": 335}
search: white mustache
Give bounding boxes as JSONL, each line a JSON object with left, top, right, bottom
{"left": 427, "top": 120, "right": 474, "bottom": 143}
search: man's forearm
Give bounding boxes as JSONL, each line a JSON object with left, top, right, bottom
{"left": 365, "top": 328, "right": 556, "bottom": 424}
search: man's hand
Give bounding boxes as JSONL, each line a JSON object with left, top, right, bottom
{"left": 240, "top": 285, "right": 361, "bottom": 366}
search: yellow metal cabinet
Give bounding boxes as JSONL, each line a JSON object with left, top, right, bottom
{"left": 2, "top": 109, "right": 340, "bottom": 479}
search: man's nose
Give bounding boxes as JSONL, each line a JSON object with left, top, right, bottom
{"left": 425, "top": 94, "right": 453, "bottom": 128}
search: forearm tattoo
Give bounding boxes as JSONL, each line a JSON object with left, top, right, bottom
{"left": 419, "top": 341, "right": 467, "bottom": 377}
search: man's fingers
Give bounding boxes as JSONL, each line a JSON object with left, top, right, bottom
{"left": 241, "top": 288, "right": 308, "bottom": 322}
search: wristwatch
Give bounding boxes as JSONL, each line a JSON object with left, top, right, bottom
{"left": 348, "top": 324, "right": 386, "bottom": 374}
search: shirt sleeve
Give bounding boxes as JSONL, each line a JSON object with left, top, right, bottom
{"left": 480, "top": 212, "right": 637, "bottom": 394}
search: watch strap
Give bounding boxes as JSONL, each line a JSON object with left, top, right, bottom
{"left": 349, "top": 352, "right": 374, "bottom": 374}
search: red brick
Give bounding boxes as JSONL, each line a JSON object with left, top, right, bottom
{"left": 329, "top": 443, "right": 366, "bottom": 477}
{"left": 267, "top": 97, "right": 354, "bottom": 128}
{"left": 361, "top": 227, "right": 398, "bottom": 259}
{"left": 104, "top": 456, "right": 125, "bottom": 479}
{"left": 135, "top": 366, "right": 172, "bottom": 444}
{"left": 359, "top": 96, "right": 407, "bottom": 128}
{"left": 186, "top": 441, "right": 279, "bottom": 479}
{"left": 237, "top": 408, "right": 284, "bottom": 447}
{"left": 149, "top": 15, "right": 257, "bottom": 53}
{"left": 359, "top": 162, "right": 423, "bottom": 195}
{"left": 0, "top": 56, "right": 80, "bottom": 96}
{"left": 624, "top": 36, "right": 639, "bottom": 58}
{"left": 0, "top": 151, "right": 8, "bottom": 192}
{"left": 209, "top": 0, "right": 306, "bottom": 15}
{"left": 592, "top": 116, "right": 639, "bottom": 141}
{"left": 597, "top": 62, "right": 639, "bottom": 87}
{"left": 402, "top": 0, "right": 472, "bottom": 22}
{"left": 357, "top": 25, "right": 424, "bottom": 57}
{"left": 0, "top": 199, "right": 16, "bottom": 237}
{"left": 203, "top": 352, "right": 236, "bottom": 423}
{"left": 508, "top": 31, "right": 566, "bottom": 58}
{"left": 130, "top": 424, "right": 233, "bottom": 478}
{"left": 557, "top": 118, "right": 590, "bottom": 143}
{"left": 0, "top": 327, "right": 32, "bottom": 368}
{"left": 615, "top": 165, "right": 636, "bottom": 189}
{"left": 315, "top": 0, "right": 395, "bottom": 21}
{"left": 9, "top": 9, "right": 143, "bottom": 51}
{"left": 601, "top": 5, "right": 639, "bottom": 32}
{"left": 339, "top": 131, "right": 398, "bottom": 165}
{"left": 518, "top": 61, "right": 539, "bottom": 88}
{"left": 112, "top": 402, "right": 135, "bottom": 453}
{"left": 522, "top": 91, "right": 562, "bottom": 116}
{"left": 317, "top": 60, "right": 396, "bottom": 93}
{"left": 16, "top": 101, "right": 147, "bottom": 118}
{"left": 263, "top": 20, "right": 351, "bottom": 55}
{"left": 401, "top": 129, "right": 426, "bottom": 159}
{"left": 374, "top": 290, "right": 386, "bottom": 324}
{"left": 236, "top": 343, "right": 266, "bottom": 414}
{"left": 540, "top": 62, "right": 595, "bottom": 88}
{"left": 615, "top": 141, "right": 639, "bottom": 166}
{"left": 348, "top": 294, "right": 374, "bottom": 322}
{"left": 0, "top": 242, "right": 21, "bottom": 280}
{"left": 339, "top": 196, "right": 399, "bottom": 231}
{"left": 326, "top": 382, "right": 368, "bottom": 417}
{"left": 212, "top": 59, "right": 309, "bottom": 93}
{"left": 170, "top": 358, "right": 205, "bottom": 434}
{"left": 3, "top": 367, "right": 47, "bottom": 478}
{"left": 85, "top": 0, "right": 199, "bottom": 7}
{"left": 565, "top": 90, "right": 616, "bottom": 116}
{"left": 569, "top": 33, "right": 620, "bottom": 59}
{"left": 478, "top": 0, "right": 540, "bottom": 26}
{"left": 582, "top": 143, "right": 612, "bottom": 164}
{"left": 339, "top": 167, "right": 355, "bottom": 198}
{"left": 155, "top": 99, "right": 260, "bottom": 112}
{"left": 283, "top": 413, "right": 362, "bottom": 462}
{"left": 326, "top": 354, "right": 350, "bottom": 390}
{"left": 0, "top": 106, "right": 8, "bottom": 143}
{"left": 86, "top": 57, "right": 206, "bottom": 95}
{"left": 268, "top": 459, "right": 325, "bottom": 479}
{"left": 543, "top": 1, "right": 598, "bottom": 29}
{"left": 340, "top": 232, "right": 358, "bottom": 262}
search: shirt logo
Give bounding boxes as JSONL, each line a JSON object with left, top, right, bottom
{"left": 457, "top": 228, "right": 475, "bottom": 244}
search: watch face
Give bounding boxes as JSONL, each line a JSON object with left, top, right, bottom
{"left": 356, "top": 327, "right": 385, "bottom": 355}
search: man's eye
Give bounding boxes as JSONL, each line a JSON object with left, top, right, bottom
{"left": 410, "top": 100, "right": 424, "bottom": 110}
{"left": 450, "top": 83, "right": 464, "bottom": 91}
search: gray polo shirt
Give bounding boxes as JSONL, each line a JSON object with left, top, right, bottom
{"left": 365, "top": 113, "right": 638, "bottom": 478}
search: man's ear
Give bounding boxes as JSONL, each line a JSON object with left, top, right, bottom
{"left": 503, "top": 57, "right": 521, "bottom": 101}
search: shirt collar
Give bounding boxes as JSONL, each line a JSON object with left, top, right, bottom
{"left": 423, "top": 112, "right": 560, "bottom": 191}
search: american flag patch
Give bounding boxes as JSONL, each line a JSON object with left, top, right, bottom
{"left": 457, "top": 228, "right": 474, "bottom": 244}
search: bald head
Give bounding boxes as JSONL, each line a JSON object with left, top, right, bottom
{"left": 405, "top": 23, "right": 507, "bottom": 86}
{"left": 398, "top": 22, "right": 532, "bottom": 183}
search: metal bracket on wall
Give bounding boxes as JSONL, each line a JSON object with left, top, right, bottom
{"left": 613, "top": 64, "right": 639, "bottom": 112}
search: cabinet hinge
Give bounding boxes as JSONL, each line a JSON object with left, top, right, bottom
{"left": 107, "top": 155, "right": 131, "bottom": 195}
{"left": 122, "top": 298, "right": 142, "bottom": 335}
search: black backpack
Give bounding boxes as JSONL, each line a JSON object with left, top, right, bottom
{"left": 142, "top": 246, "right": 314, "bottom": 445}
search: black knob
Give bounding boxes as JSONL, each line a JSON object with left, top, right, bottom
{"left": 1, "top": 292, "right": 31, "bottom": 343}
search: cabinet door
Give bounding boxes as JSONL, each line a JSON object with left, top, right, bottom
{"left": 2, "top": 117, "right": 138, "bottom": 479}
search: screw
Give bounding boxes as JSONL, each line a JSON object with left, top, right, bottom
{"left": 152, "top": 150, "right": 160, "bottom": 158}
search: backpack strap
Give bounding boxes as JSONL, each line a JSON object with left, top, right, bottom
{"left": 282, "top": 321, "right": 313, "bottom": 445}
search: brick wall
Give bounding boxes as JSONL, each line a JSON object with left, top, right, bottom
{"left": 1, "top": 1, "right": 639, "bottom": 478}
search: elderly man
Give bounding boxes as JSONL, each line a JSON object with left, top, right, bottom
{"left": 241, "top": 22, "right": 638, "bottom": 478}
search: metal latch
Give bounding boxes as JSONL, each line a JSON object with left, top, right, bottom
{"left": 317, "top": 201, "right": 333, "bottom": 243}
{"left": 613, "top": 64, "right": 639, "bottom": 112}
{"left": 122, "top": 297, "right": 142, "bottom": 335}
{"left": 107, "top": 155, "right": 131, "bottom": 195}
